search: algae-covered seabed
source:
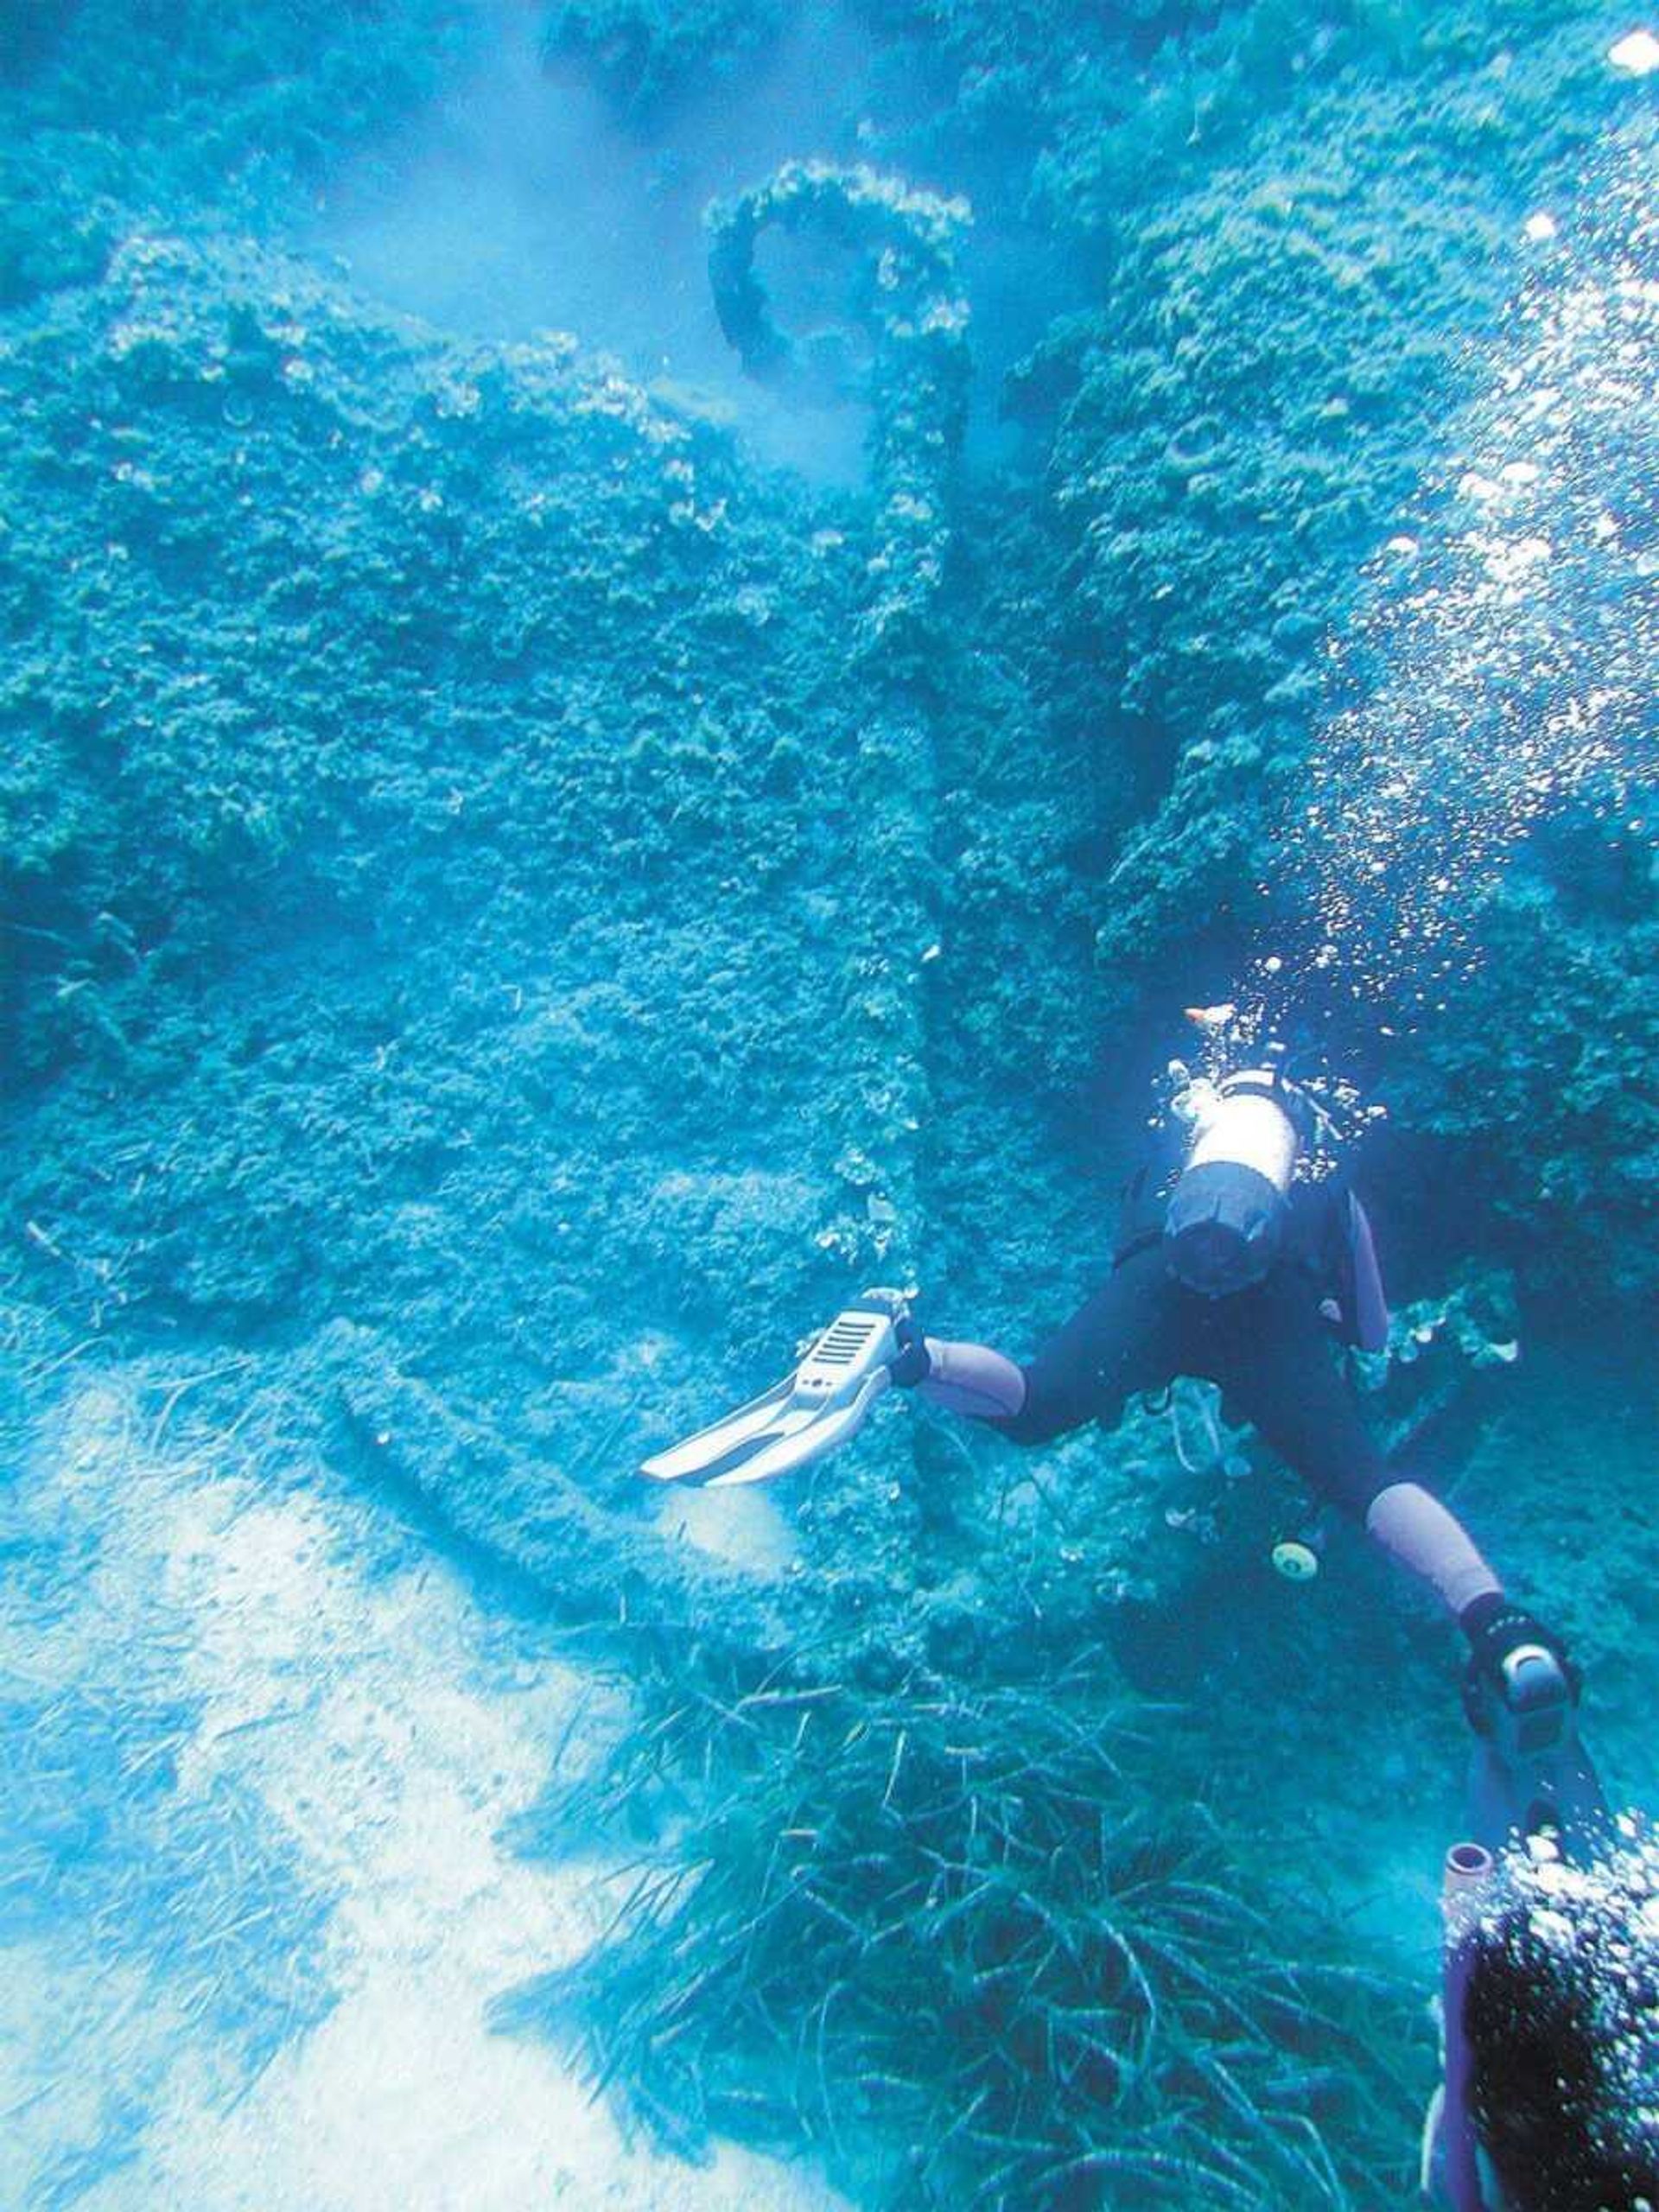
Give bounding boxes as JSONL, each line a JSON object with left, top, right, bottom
{"left": 1, "top": 3, "right": 1654, "bottom": 2207}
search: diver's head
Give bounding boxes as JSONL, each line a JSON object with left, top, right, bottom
{"left": 1463, "top": 1836, "right": 1659, "bottom": 2212}
{"left": 1164, "top": 1060, "right": 1306, "bottom": 1298}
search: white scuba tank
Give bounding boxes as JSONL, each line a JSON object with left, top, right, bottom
{"left": 1185, "top": 1085, "right": 1300, "bottom": 1187}
{"left": 1164, "top": 1060, "right": 1305, "bottom": 1297}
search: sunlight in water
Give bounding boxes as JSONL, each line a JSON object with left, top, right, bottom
{"left": 1249, "top": 130, "right": 1657, "bottom": 1038}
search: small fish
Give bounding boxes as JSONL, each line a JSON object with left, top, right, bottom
{"left": 1183, "top": 1001, "right": 1237, "bottom": 1032}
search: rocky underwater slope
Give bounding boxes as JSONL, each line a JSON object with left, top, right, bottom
{"left": 1, "top": 2, "right": 1655, "bottom": 2206}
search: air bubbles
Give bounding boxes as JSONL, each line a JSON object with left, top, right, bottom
{"left": 1259, "top": 136, "right": 1656, "bottom": 1027}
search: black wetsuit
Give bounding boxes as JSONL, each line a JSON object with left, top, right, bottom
{"left": 988, "top": 1179, "right": 1391, "bottom": 1518}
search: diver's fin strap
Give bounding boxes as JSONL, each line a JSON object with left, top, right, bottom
{"left": 639, "top": 1300, "right": 902, "bottom": 1486}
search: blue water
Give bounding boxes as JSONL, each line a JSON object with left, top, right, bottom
{"left": 1, "top": 3, "right": 1655, "bottom": 2207}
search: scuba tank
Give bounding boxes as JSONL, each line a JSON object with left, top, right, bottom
{"left": 1164, "top": 1044, "right": 1308, "bottom": 1298}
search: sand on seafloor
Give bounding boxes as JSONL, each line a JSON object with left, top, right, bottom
{"left": 0, "top": 1376, "right": 847, "bottom": 2212}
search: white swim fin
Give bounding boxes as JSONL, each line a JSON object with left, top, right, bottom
{"left": 640, "top": 1294, "right": 905, "bottom": 1486}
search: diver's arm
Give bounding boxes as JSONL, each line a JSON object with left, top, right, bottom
{"left": 1318, "top": 1192, "right": 1391, "bottom": 1351}
{"left": 1365, "top": 1481, "right": 1502, "bottom": 1618}
{"left": 1346, "top": 1197, "right": 1390, "bottom": 1354}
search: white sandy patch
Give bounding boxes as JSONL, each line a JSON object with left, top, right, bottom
{"left": 652, "top": 1478, "right": 800, "bottom": 1577}
{"left": 3, "top": 1376, "right": 849, "bottom": 2212}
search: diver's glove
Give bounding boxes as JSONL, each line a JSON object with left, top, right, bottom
{"left": 1459, "top": 1592, "right": 1581, "bottom": 1753}
{"left": 887, "top": 1309, "right": 933, "bottom": 1389}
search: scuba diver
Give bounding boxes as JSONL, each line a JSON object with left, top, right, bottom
{"left": 642, "top": 1042, "right": 1600, "bottom": 1815}
{"left": 1426, "top": 1824, "right": 1659, "bottom": 2210}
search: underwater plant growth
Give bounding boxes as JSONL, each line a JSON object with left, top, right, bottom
{"left": 505, "top": 1656, "right": 1421, "bottom": 2209}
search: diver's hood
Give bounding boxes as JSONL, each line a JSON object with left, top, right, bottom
{"left": 1164, "top": 1069, "right": 1304, "bottom": 1298}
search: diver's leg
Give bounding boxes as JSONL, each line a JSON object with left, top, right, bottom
{"left": 1197, "top": 1278, "right": 1600, "bottom": 1841}
{"left": 920, "top": 1243, "right": 1175, "bottom": 1446}
{"left": 1199, "top": 1279, "right": 1499, "bottom": 1619}
{"left": 914, "top": 1339, "right": 1027, "bottom": 1420}
{"left": 1365, "top": 1481, "right": 1500, "bottom": 1618}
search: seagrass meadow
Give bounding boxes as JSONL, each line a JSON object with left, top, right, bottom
{"left": 0, "top": 2, "right": 1654, "bottom": 2207}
